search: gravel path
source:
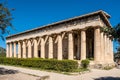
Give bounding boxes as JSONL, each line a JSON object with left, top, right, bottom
{"left": 0, "top": 73, "right": 38, "bottom": 80}
{"left": 0, "top": 65, "right": 120, "bottom": 80}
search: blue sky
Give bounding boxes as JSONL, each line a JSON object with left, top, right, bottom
{"left": 0, "top": 0, "right": 120, "bottom": 52}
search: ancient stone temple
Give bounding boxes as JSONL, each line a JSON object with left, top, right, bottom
{"left": 6, "top": 10, "right": 114, "bottom": 65}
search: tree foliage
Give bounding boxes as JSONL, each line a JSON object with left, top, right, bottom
{"left": 101, "top": 24, "right": 120, "bottom": 43}
{"left": 0, "top": 2, "right": 13, "bottom": 40}
{"left": 114, "top": 47, "right": 120, "bottom": 58}
{"left": 0, "top": 46, "right": 6, "bottom": 57}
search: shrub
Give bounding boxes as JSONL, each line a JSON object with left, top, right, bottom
{"left": 103, "top": 65, "right": 114, "bottom": 70}
{"left": 81, "top": 59, "right": 90, "bottom": 69}
{"left": 0, "top": 58, "right": 78, "bottom": 72}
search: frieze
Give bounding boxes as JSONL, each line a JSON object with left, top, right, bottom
{"left": 6, "top": 15, "right": 100, "bottom": 42}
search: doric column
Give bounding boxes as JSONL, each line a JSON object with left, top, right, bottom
{"left": 58, "top": 34, "right": 62, "bottom": 60}
{"left": 108, "top": 38, "right": 113, "bottom": 62}
{"left": 100, "top": 32, "right": 104, "bottom": 62}
{"left": 41, "top": 38, "right": 45, "bottom": 58}
{"left": 28, "top": 40, "right": 32, "bottom": 58}
{"left": 68, "top": 32, "right": 74, "bottom": 60}
{"left": 104, "top": 34, "right": 107, "bottom": 62}
{"left": 81, "top": 30, "right": 86, "bottom": 60}
{"left": 48, "top": 36, "right": 53, "bottom": 59}
{"left": 94, "top": 27, "right": 101, "bottom": 62}
{"left": 34, "top": 38, "right": 38, "bottom": 58}
{"left": 13, "top": 42, "right": 17, "bottom": 58}
{"left": 6, "top": 43, "right": 9, "bottom": 57}
{"left": 9, "top": 42, "right": 13, "bottom": 57}
{"left": 110, "top": 39, "right": 114, "bottom": 62}
{"left": 18, "top": 41, "right": 22, "bottom": 58}
{"left": 105, "top": 36, "right": 110, "bottom": 62}
{"left": 108, "top": 38, "right": 111, "bottom": 61}
{"left": 107, "top": 36, "right": 110, "bottom": 55}
{"left": 23, "top": 41, "right": 26, "bottom": 58}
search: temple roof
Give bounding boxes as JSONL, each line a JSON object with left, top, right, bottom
{"left": 6, "top": 10, "right": 111, "bottom": 39}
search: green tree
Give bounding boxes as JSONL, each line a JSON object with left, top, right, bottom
{"left": 114, "top": 46, "right": 120, "bottom": 61}
{"left": 0, "top": 2, "right": 13, "bottom": 40}
{"left": 101, "top": 24, "right": 120, "bottom": 43}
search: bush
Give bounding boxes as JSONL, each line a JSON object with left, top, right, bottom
{"left": 81, "top": 59, "right": 90, "bottom": 69}
{"left": 0, "top": 58, "right": 78, "bottom": 72}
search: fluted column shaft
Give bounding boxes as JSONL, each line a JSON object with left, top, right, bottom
{"left": 107, "top": 37, "right": 110, "bottom": 55}
{"left": 6, "top": 43, "right": 9, "bottom": 57}
{"left": 18, "top": 41, "right": 22, "bottom": 58}
{"left": 34, "top": 39, "right": 38, "bottom": 58}
{"left": 109, "top": 38, "right": 113, "bottom": 62}
{"left": 68, "top": 32, "right": 74, "bottom": 60}
{"left": 28, "top": 40, "right": 32, "bottom": 58}
{"left": 104, "top": 34, "right": 107, "bottom": 62}
{"left": 13, "top": 42, "right": 17, "bottom": 58}
{"left": 94, "top": 27, "right": 101, "bottom": 62}
{"left": 81, "top": 30, "right": 86, "bottom": 60}
{"left": 41, "top": 38, "right": 45, "bottom": 58}
{"left": 111, "top": 39, "right": 114, "bottom": 62}
{"left": 23, "top": 41, "right": 26, "bottom": 58}
{"left": 106, "top": 36, "right": 110, "bottom": 62}
{"left": 9, "top": 43, "right": 13, "bottom": 57}
{"left": 48, "top": 36, "right": 53, "bottom": 58}
{"left": 108, "top": 38, "right": 111, "bottom": 61}
{"left": 58, "top": 35, "right": 62, "bottom": 60}
{"left": 100, "top": 32, "right": 104, "bottom": 62}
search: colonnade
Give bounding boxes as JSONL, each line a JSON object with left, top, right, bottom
{"left": 6, "top": 27, "right": 114, "bottom": 63}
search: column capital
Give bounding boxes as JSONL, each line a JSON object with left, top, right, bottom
{"left": 42, "top": 35, "right": 48, "bottom": 38}
{"left": 80, "top": 28, "right": 86, "bottom": 31}
{"left": 61, "top": 31, "right": 66, "bottom": 34}
{"left": 93, "top": 26, "right": 101, "bottom": 31}
{"left": 6, "top": 42, "right": 9, "bottom": 44}
{"left": 18, "top": 40, "right": 23, "bottom": 43}
{"left": 48, "top": 34, "right": 54, "bottom": 38}
{"left": 57, "top": 33, "right": 62, "bottom": 35}
{"left": 67, "top": 30, "right": 74, "bottom": 34}
{"left": 13, "top": 41, "right": 17, "bottom": 43}
{"left": 34, "top": 37, "right": 40, "bottom": 42}
{"left": 23, "top": 38, "right": 27, "bottom": 41}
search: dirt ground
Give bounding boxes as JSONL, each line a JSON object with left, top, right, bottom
{"left": 0, "top": 65, "right": 120, "bottom": 80}
{"left": 0, "top": 67, "right": 38, "bottom": 80}
{"left": 0, "top": 73, "right": 38, "bottom": 80}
